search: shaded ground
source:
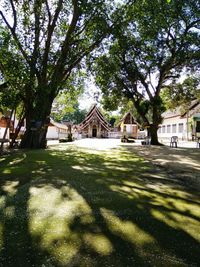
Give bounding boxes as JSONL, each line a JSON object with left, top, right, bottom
{"left": 121, "top": 143, "right": 200, "bottom": 191}
{"left": 0, "top": 140, "right": 199, "bottom": 267}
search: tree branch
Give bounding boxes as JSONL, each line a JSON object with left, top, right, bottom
{"left": 45, "top": 0, "right": 52, "bottom": 23}
{"left": 51, "top": 0, "right": 81, "bottom": 86}
{"left": 41, "top": 0, "right": 63, "bottom": 82}
{"left": 9, "top": 0, "right": 17, "bottom": 30}
{"left": 32, "top": 0, "right": 41, "bottom": 77}
{"left": 0, "top": 10, "right": 30, "bottom": 67}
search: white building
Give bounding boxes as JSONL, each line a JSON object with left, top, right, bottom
{"left": 117, "top": 111, "right": 142, "bottom": 138}
{"left": 0, "top": 114, "right": 11, "bottom": 140}
{"left": 47, "top": 120, "right": 69, "bottom": 140}
{"left": 158, "top": 100, "right": 200, "bottom": 141}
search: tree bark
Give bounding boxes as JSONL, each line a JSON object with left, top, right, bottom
{"left": 148, "top": 124, "right": 160, "bottom": 145}
{"left": 149, "top": 102, "right": 164, "bottom": 145}
{"left": 20, "top": 89, "right": 53, "bottom": 149}
{"left": 9, "top": 109, "right": 25, "bottom": 149}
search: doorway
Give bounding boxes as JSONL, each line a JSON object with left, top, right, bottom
{"left": 92, "top": 127, "right": 97, "bottom": 137}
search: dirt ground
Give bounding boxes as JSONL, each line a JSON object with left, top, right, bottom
{"left": 124, "top": 144, "right": 200, "bottom": 191}
{"left": 67, "top": 138, "right": 200, "bottom": 191}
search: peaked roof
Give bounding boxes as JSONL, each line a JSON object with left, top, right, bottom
{"left": 49, "top": 119, "right": 68, "bottom": 130}
{"left": 79, "top": 104, "right": 110, "bottom": 131}
{"left": 162, "top": 99, "right": 200, "bottom": 119}
{"left": 181, "top": 99, "right": 200, "bottom": 117}
{"left": 118, "top": 111, "right": 139, "bottom": 126}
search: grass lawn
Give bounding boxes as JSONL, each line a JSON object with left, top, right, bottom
{"left": 0, "top": 144, "right": 200, "bottom": 267}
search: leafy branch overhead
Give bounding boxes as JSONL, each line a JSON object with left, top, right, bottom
{"left": 0, "top": 0, "right": 120, "bottom": 148}
{"left": 92, "top": 0, "right": 200, "bottom": 145}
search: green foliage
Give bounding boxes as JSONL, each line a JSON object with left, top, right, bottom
{"left": 60, "top": 103, "right": 87, "bottom": 124}
{"left": 51, "top": 101, "right": 87, "bottom": 124}
{"left": 51, "top": 72, "right": 85, "bottom": 122}
{"left": 161, "top": 76, "right": 200, "bottom": 110}
{"left": 101, "top": 109, "right": 121, "bottom": 126}
{"left": 91, "top": 0, "right": 200, "bottom": 144}
{"left": 0, "top": 0, "right": 119, "bottom": 148}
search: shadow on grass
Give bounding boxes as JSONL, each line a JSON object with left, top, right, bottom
{"left": 0, "top": 145, "right": 199, "bottom": 267}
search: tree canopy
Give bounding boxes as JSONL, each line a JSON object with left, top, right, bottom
{"left": 161, "top": 76, "right": 200, "bottom": 110}
{"left": 92, "top": 0, "right": 200, "bottom": 144}
{"left": 0, "top": 0, "right": 119, "bottom": 148}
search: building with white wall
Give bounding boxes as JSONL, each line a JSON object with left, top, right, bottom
{"left": 47, "top": 120, "right": 69, "bottom": 139}
{"left": 0, "top": 115, "right": 11, "bottom": 140}
{"left": 158, "top": 100, "right": 200, "bottom": 140}
{"left": 117, "top": 112, "right": 139, "bottom": 138}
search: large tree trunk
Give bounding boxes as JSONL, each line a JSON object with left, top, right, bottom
{"left": 148, "top": 124, "right": 160, "bottom": 145}
{"left": 149, "top": 103, "right": 163, "bottom": 145}
{"left": 20, "top": 90, "right": 54, "bottom": 149}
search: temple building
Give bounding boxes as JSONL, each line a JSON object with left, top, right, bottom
{"left": 117, "top": 111, "right": 139, "bottom": 138}
{"left": 79, "top": 104, "right": 110, "bottom": 138}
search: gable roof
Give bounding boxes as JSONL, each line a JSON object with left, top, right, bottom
{"left": 79, "top": 104, "right": 110, "bottom": 131}
{"left": 161, "top": 107, "right": 182, "bottom": 119}
{"left": 162, "top": 99, "right": 200, "bottom": 119}
{"left": 181, "top": 99, "right": 200, "bottom": 117}
{"left": 118, "top": 111, "right": 139, "bottom": 126}
{"left": 49, "top": 119, "right": 68, "bottom": 130}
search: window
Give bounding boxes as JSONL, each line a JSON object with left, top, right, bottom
{"left": 178, "top": 123, "right": 184, "bottom": 133}
{"left": 162, "top": 125, "right": 166, "bottom": 133}
{"left": 167, "top": 125, "right": 171, "bottom": 133}
{"left": 172, "top": 124, "right": 176, "bottom": 133}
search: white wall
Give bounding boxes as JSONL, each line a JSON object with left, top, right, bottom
{"left": 47, "top": 126, "right": 59, "bottom": 139}
{"left": 0, "top": 127, "right": 10, "bottom": 139}
{"left": 157, "top": 117, "right": 191, "bottom": 140}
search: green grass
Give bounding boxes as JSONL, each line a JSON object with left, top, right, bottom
{"left": 0, "top": 144, "right": 200, "bottom": 267}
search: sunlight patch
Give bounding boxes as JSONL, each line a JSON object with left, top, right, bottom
{"left": 0, "top": 197, "right": 6, "bottom": 209}
{"left": 151, "top": 209, "right": 200, "bottom": 242}
{"left": 2, "top": 169, "right": 11, "bottom": 174}
{"left": 28, "top": 184, "right": 93, "bottom": 264}
{"left": 72, "top": 165, "right": 93, "bottom": 171}
{"left": 83, "top": 233, "right": 113, "bottom": 255}
{"left": 100, "top": 208, "right": 155, "bottom": 246}
{"left": 2, "top": 181, "right": 19, "bottom": 195}
{"left": 4, "top": 206, "right": 15, "bottom": 219}
{"left": 8, "top": 153, "right": 27, "bottom": 165}
{"left": 51, "top": 240, "right": 79, "bottom": 266}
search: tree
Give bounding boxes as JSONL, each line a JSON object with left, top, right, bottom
{"left": 51, "top": 74, "right": 84, "bottom": 122}
{"left": 0, "top": 0, "right": 117, "bottom": 148}
{"left": 62, "top": 104, "right": 87, "bottom": 124}
{"left": 92, "top": 0, "right": 200, "bottom": 145}
{"left": 161, "top": 76, "right": 200, "bottom": 110}
{"left": 0, "top": 69, "right": 24, "bottom": 150}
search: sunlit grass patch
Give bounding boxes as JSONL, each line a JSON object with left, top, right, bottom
{"left": 0, "top": 145, "right": 199, "bottom": 266}
{"left": 101, "top": 207, "right": 155, "bottom": 246}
